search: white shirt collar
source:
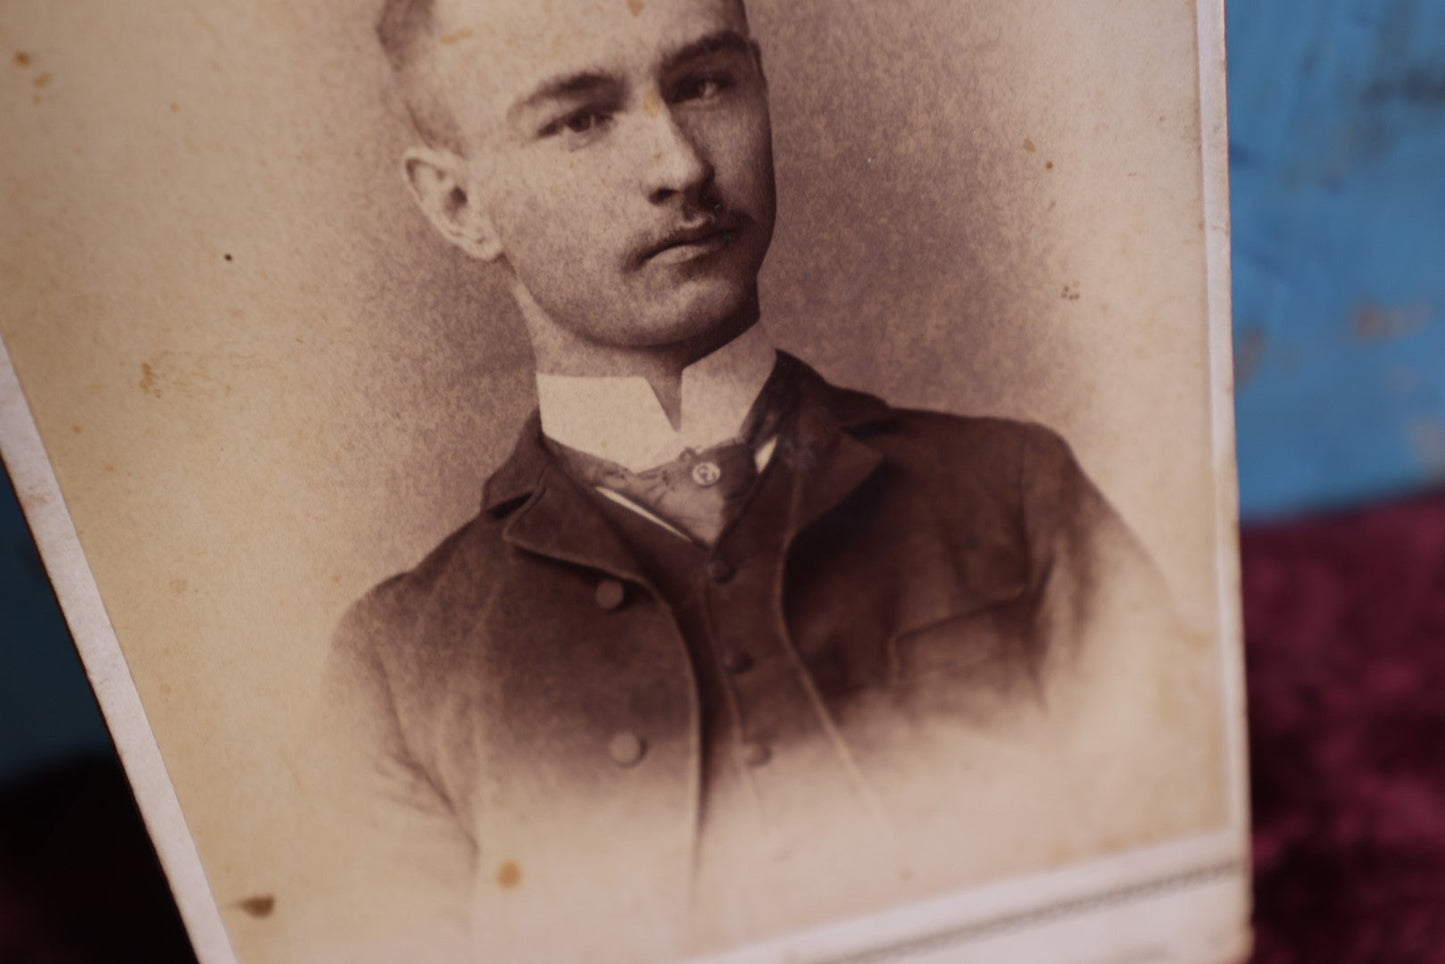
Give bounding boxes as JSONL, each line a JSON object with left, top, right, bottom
{"left": 535, "top": 324, "right": 778, "bottom": 473}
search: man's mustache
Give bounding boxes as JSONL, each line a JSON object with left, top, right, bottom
{"left": 633, "top": 210, "right": 747, "bottom": 266}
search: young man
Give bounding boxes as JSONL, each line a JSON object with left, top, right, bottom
{"left": 319, "top": 0, "right": 1218, "bottom": 960}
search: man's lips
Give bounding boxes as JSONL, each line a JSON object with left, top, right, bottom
{"left": 638, "top": 219, "right": 741, "bottom": 266}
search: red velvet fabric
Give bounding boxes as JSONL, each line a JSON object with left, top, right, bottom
{"left": 1245, "top": 491, "right": 1445, "bottom": 963}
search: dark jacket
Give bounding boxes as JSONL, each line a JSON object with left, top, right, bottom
{"left": 316, "top": 359, "right": 1217, "bottom": 962}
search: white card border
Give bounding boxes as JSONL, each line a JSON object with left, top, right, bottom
{"left": 0, "top": 334, "right": 240, "bottom": 963}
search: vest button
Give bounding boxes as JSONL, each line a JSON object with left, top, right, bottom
{"left": 594, "top": 578, "right": 627, "bottom": 611}
{"left": 705, "top": 558, "right": 735, "bottom": 584}
{"left": 608, "top": 732, "right": 646, "bottom": 767}
{"left": 723, "top": 651, "right": 753, "bottom": 674}
{"left": 739, "top": 741, "right": 771, "bottom": 767}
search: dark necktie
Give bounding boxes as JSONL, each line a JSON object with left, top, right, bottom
{"left": 571, "top": 439, "right": 760, "bottom": 545}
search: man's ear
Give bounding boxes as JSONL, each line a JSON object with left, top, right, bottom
{"left": 402, "top": 146, "right": 505, "bottom": 262}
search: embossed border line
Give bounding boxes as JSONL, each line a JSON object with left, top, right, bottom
{"left": 823, "top": 860, "right": 1244, "bottom": 964}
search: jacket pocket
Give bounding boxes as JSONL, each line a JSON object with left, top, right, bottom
{"left": 887, "top": 591, "right": 1042, "bottom": 715}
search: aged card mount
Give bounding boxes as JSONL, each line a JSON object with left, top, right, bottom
{"left": 0, "top": 0, "right": 1247, "bottom": 962}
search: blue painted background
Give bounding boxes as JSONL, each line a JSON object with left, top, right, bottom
{"left": 1230, "top": 0, "right": 1445, "bottom": 518}
{"left": 2, "top": 0, "right": 1445, "bottom": 775}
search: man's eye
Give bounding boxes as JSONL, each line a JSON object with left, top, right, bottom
{"left": 542, "top": 110, "right": 610, "bottom": 139}
{"left": 564, "top": 111, "right": 605, "bottom": 133}
{"left": 674, "top": 73, "right": 730, "bottom": 102}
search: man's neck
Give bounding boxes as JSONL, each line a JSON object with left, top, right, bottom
{"left": 517, "top": 286, "right": 760, "bottom": 428}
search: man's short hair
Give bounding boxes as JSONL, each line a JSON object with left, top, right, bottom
{"left": 377, "top": 0, "right": 437, "bottom": 72}
{"left": 375, "top": 0, "right": 752, "bottom": 149}
{"left": 376, "top": 0, "right": 466, "bottom": 149}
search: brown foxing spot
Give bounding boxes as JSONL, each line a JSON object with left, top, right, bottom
{"left": 238, "top": 895, "right": 275, "bottom": 918}
{"left": 33, "top": 72, "right": 50, "bottom": 88}
{"left": 628, "top": 0, "right": 645, "bottom": 15}
{"left": 139, "top": 362, "right": 162, "bottom": 397}
{"left": 1045, "top": 161, "right": 1054, "bottom": 170}
{"left": 71, "top": 425, "right": 82, "bottom": 434}
{"left": 170, "top": 578, "right": 189, "bottom": 594}
{"left": 13, "top": 52, "right": 30, "bottom": 68}
{"left": 440, "top": 28, "right": 474, "bottom": 44}
{"left": 497, "top": 860, "right": 522, "bottom": 889}
{"left": 1022, "top": 137, "right": 1035, "bottom": 153}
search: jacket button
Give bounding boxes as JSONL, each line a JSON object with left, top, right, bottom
{"left": 739, "top": 741, "right": 771, "bottom": 767}
{"left": 723, "top": 651, "right": 753, "bottom": 674}
{"left": 705, "top": 558, "right": 734, "bottom": 584}
{"left": 594, "top": 578, "right": 627, "bottom": 611}
{"left": 609, "top": 732, "right": 646, "bottom": 767}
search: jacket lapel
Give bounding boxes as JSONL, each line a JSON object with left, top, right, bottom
{"left": 478, "top": 359, "right": 898, "bottom": 580}
{"left": 483, "top": 413, "right": 655, "bottom": 589}
{"left": 777, "top": 357, "right": 894, "bottom": 540}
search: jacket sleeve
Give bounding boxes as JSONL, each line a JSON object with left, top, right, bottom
{"left": 298, "top": 585, "right": 479, "bottom": 962}
{"left": 1019, "top": 425, "right": 1223, "bottom": 830}
{"left": 1018, "top": 425, "right": 1167, "bottom": 676}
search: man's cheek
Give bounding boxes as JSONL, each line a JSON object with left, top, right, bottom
{"left": 511, "top": 163, "right": 577, "bottom": 218}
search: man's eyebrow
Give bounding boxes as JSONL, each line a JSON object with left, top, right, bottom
{"left": 509, "top": 72, "right": 618, "bottom": 121}
{"left": 662, "top": 29, "right": 755, "bottom": 72}
{"left": 507, "top": 30, "right": 754, "bottom": 122}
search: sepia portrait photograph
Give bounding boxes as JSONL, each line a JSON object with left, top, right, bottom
{"left": 0, "top": 0, "right": 1247, "bottom": 962}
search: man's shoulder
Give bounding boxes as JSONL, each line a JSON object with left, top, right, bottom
{"left": 794, "top": 359, "right": 1075, "bottom": 474}
{"left": 857, "top": 401, "right": 1083, "bottom": 500}
{"left": 789, "top": 360, "right": 1100, "bottom": 534}
{"left": 332, "top": 509, "right": 508, "bottom": 656}
{"left": 885, "top": 406, "right": 1069, "bottom": 460}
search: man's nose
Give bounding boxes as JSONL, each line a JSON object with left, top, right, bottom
{"left": 638, "top": 105, "right": 715, "bottom": 206}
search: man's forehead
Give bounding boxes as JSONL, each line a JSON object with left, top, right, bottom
{"left": 427, "top": 0, "right": 750, "bottom": 93}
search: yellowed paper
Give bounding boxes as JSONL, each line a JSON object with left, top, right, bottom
{"left": 0, "top": 1, "right": 1248, "bottom": 961}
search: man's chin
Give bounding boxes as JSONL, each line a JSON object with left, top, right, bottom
{"left": 623, "top": 283, "right": 757, "bottom": 348}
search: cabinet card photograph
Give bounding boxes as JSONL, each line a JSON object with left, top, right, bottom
{"left": 0, "top": 0, "right": 1248, "bottom": 962}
